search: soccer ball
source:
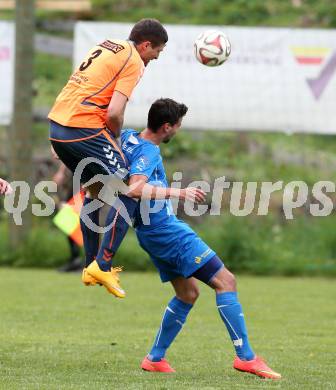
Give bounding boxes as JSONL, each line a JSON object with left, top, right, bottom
{"left": 194, "top": 30, "right": 231, "bottom": 67}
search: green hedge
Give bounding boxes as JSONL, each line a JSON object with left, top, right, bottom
{"left": 1, "top": 213, "right": 336, "bottom": 276}
{"left": 34, "top": 0, "right": 336, "bottom": 28}
{"left": 198, "top": 215, "right": 336, "bottom": 276}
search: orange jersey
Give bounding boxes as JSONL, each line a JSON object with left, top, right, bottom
{"left": 48, "top": 39, "right": 144, "bottom": 129}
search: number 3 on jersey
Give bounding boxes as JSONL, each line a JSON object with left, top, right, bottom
{"left": 79, "top": 49, "right": 103, "bottom": 71}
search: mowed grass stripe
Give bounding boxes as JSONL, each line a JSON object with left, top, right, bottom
{"left": 0, "top": 268, "right": 335, "bottom": 389}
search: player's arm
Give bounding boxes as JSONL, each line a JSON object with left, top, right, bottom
{"left": 106, "top": 58, "right": 143, "bottom": 137}
{"left": 105, "top": 91, "right": 128, "bottom": 137}
{"left": 126, "top": 174, "right": 206, "bottom": 203}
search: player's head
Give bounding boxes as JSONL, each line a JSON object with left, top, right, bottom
{"left": 147, "top": 98, "right": 188, "bottom": 143}
{"left": 129, "top": 19, "right": 168, "bottom": 66}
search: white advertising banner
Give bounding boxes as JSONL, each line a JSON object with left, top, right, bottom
{"left": 75, "top": 22, "right": 336, "bottom": 134}
{"left": 0, "top": 21, "right": 14, "bottom": 125}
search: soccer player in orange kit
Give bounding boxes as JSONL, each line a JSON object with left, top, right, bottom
{"left": 49, "top": 19, "right": 168, "bottom": 297}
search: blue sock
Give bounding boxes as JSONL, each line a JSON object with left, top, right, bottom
{"left": 96, "top": 195, "right": 138, "bottom": 271}
{"left": 80, "top": 197, "right": 99, "bottom": 268}
{"left": 216, "top": 291, "right": 255, "bottom": 361}
{"left": 148, "top": 297, "right": 193, "bottom": 362}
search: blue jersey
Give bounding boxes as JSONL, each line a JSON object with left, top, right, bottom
{"left": 121, "top": 128, "right": 216, "bottom": 282}
{"left": 121, "top": 128, "right": 177, "bottom": 228}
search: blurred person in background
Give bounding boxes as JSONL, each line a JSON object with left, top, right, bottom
{"left": 53, "top": 162, "right": 83, "bottom": 272}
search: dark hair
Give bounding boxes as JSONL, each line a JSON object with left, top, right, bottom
{"left": 129, "top": 19, "right": 168, "bottom": 48}
{"left": 147, "top": 98, "right": 188, "bottom": 132}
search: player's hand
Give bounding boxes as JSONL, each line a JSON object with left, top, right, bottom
{"left": 0, "top": 178, "right": 13, "bottom": 195}
{"left": 181, "top": 187, "right": 206, "bottom": 203}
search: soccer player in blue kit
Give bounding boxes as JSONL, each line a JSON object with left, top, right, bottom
{"left": 120, "top": 98, "right": 281, "bottom": 379}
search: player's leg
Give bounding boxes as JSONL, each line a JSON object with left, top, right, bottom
{"left": 141, "top": 277, "right": 198, "bottom": 372}
{"left": 193, "top": 255, "right": 281, "bottom": 379}
{"left": 50, "top": 124, "right": 133, "bottom": 297}
{"left": 81, "top": 181, "right": 101, "bottom": 268}
{"left": 198, "top": 259, "right": 256, "bottom": 360}
{"left": 79, "top": 181, "right": 101, "bottom": 286}
{"left": 95, "top": 193, "right": 138, "bottom": 270}
{"left": 51, "top": 136, "right": 101, "bottom": 269}
{"left": 51, "top": 140, "right": 104, "bottom": 284}
{"left": 80, "top": 131, "right": 142, "bottom": 297}
{"left": 83, "top": 194, "right": 138, "bottom": 294}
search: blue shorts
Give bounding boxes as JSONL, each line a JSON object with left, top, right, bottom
{"left": 49, "top": 120, "right": 128, "bottom": 184}
{"left": 136, "top": 219, "right": 216, "bottom": 282}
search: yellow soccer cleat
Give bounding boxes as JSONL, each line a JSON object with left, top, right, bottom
{"left": 82, "top": 268, "right": 97, "bottom": 286}
{"left": 86, "top": 260, "right": 126, "bottom": 298}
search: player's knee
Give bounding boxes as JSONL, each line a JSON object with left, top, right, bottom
{"left": 189, "top": 287, "right": 200, "bottom": 303}
{"left": 178, "top": 287, "right": 199, "bottom": 304}
{"left": 212, "top": 268, "right": 236, "bottom": 292}
{"left": 224, "top": 270, "right": 236, "bottom": 291}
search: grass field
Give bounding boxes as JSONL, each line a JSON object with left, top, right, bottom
{"left": 0, "top": 269, "right": 335, "bottom": 390}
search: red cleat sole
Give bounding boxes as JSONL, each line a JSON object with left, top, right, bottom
{"left": 233, "top": 356, "right": 281, "bottom": 380}
{"left": 141, "top": 357, "right": 175, "bottom": 373}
